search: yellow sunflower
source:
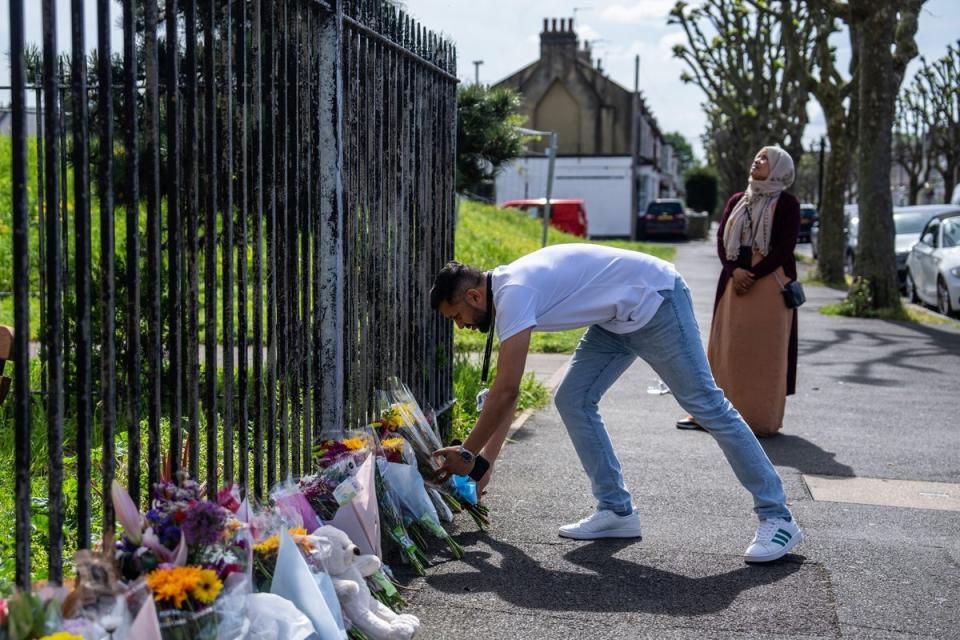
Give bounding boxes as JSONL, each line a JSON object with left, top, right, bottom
{"left": 190, "top": 568, "right": 223, "bottom": 604}
{"left": 342, "top": 437, "right": 367, "bottom": 450}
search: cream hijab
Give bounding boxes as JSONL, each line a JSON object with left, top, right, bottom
{"left": 723, "top": 146, "right": 795, "bottom": 260}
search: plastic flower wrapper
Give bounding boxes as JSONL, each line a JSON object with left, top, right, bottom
{"left": 243, "top": 593, "right": 316, "bottom": 640}
{"left": 380, "top": 385, "right": 490, "bottom": 530}
{"left": 270, "top": 529, "right": 347, "bottom": 639}
{"left": 144, "top": 565, "right": 223, "bottom": 640}
{"left": 378, "top": 457, "right": 464, "bottom": 559}
{"left": 270, "top": 480, "right": 323, "bottom": 533}
{"left": 252, "top": 525, "right": 309, "bottom": 592}
{"left": 361, "top": 436, "right": 427, "bottom": 575}
{"left": 3, "top": 590, "right": 62, "bottom": 640}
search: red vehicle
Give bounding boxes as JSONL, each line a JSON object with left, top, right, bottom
{"left": 501, "top": 198, "right": 588, "bottom": 238}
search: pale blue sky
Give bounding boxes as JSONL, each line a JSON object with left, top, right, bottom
{"left": 406, "top": 0, "right": 960, "bottom": 159}
{"left": 3, "top": 1, "right": 959, "bottom": 159}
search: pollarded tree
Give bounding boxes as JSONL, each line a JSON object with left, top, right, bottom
{"left": 669, "top": 0, "right": 815, "bottom": 198}
{"left": 847, "top": 0, "right": 924, "bottom": 310}
{"left": 893, "top": 84, "right": 936, "bottom": 205}
{"left": 913, "top": 44, "right": 960, "bottom": 203}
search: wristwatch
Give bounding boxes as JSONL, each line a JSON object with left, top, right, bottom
{"left": 457, "top": 445, "right": 476, "bottom": 464}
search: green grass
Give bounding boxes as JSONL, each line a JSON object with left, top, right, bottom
{"left": 450, "top": 354, "right": 550, "bottom": 443}
{"left": 453, "top": 200, "right": 676, "bottom": 354}
{"left": 819, "top": 301, "right": 959, "bottom": 326}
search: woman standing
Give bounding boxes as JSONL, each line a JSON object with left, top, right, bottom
{"left": 677, "top": 146, "right": 800, "bottom": 437}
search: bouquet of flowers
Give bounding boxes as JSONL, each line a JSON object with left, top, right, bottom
{"left": 145, "top": 565, "right": 222, "bottom": 640}
{"left": 378, "top": 381, "right": 490, "bottom": 530}
{"left": 366, "top": 417, "right": 463, "bottom": 560}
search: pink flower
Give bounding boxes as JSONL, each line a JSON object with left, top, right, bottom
{"left": 111, "top": 480, "right": 142, "bottom": 545}
{"left": 0, "top": 598, "right": 8, "bottom": 625}
{"left": 217, "top": 485, "right": 242, "bottom": 513}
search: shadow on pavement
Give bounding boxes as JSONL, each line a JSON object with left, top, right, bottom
{"left": 799, "top": 322, "right": 960, "bottom": 386}
{"left": 426, "top": 534, "right": 803, "bottom": 616}
{"left": 761, "top": 434, "right": 855, "bottom": 477}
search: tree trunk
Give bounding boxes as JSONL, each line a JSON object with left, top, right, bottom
{"left": 818, "top": 136, "right": 849, "bottom": 286}
{"left": 908, "top": 173, "right": 920, "bottom": 205}
{"left": 855, "top": 3, "right": 901, "bottom": 310}
{"left": 943, "top": 161, "right": 957, "bottom": 204}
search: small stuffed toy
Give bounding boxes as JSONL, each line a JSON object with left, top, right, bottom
{"left": 313, "top": 525, "right": 420, "bottom": 640}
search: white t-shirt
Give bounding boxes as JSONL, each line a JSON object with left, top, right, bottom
{"left": 491, "top": 243, "right": 678, "bottom": 342}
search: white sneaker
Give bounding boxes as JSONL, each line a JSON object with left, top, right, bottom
{"left": 558, "top": 509, "right": 643, "bottom": 540}
{"left": 743, "top": 517, "right": 802, "bottom": 563}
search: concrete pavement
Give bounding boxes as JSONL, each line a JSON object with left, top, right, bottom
{"left": 403, "top": 236, "right": 960, "bottom": 639}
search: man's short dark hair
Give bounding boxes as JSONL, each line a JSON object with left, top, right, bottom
{"left": 430, "top": 261, "right": 483, "bottom": 310}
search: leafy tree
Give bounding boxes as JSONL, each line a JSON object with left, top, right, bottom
{"left": 663, "top": 131, "right": 697, "bottom": 176}
{"left": 455, "top": 85, "right": 526, "bottom": 194}
{"left": 847, "top": 0, "right": 924, "bottom": 310}
{"left": 894, "top": 85, "right": 936, "bottom": 205}
{"left": 684, "top": 167, "right": 718, "bottom": 216}
{"left": 670, "top": 0, "right": 815, "bottom": 198}
{"left": 912, "top": 45, "right": 960, "bottom": 203}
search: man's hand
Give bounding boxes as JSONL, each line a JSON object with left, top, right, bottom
{"left": 431, "top": 446, "right": 473, "bottom": 484}
{"left": 732, "top": 267, "right": 755, "bottom": 296}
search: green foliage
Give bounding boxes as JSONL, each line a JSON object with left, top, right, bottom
{"left": 663, "top": 132, "right": 697, "bottom": 175}
{"left": 450, "top": 354, "right": 549, "bottom": 443}
{"left": 684, "top": 167, "right": 719, "bottom": 216}
{"left": 818, "top": 277, "right": 911, "bottom": 321}
{"left": 456, "top": 85, "right": 526, "bottom": 194}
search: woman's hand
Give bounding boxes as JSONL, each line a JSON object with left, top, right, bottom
{"left": 732, "top": 268, "right": 755, "bottom": 296}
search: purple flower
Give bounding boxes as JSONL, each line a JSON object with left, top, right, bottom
{"left": 180, "top": 501, "right": 229, "bottom": 546}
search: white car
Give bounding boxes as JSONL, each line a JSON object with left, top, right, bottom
{"left": 905, "top": 212, "right": 960, "bottom": 316}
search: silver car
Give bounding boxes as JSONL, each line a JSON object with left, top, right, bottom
{"left": 906, "top": 212, "right": 960, "bottom": 316}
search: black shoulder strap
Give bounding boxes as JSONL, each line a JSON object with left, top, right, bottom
{"left": 481, "top": 272, "right": 494, "bottom": 384}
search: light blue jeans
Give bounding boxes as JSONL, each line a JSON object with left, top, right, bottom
{"left": 554, "top": 276, "right": 791, "bottom": 521}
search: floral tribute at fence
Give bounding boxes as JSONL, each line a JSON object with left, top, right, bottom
{"left": 0, "top": 383, "right": 482, "bottom": 640}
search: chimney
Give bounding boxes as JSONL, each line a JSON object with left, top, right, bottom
{"left": 577, "top": 40, "right": 592, "bottom": 64}
{"left": 540, "top": 16, "right": 578, "bottom": 59}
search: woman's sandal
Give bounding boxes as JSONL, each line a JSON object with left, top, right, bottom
{"left": 675, "top": 416, "right": 703, "bottom": 430}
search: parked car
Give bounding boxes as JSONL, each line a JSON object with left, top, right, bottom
{"left": 812, "top": 204, "right": 945, "bottom": 286}
{"left": 799, "top": 203, "right": 818, "bottom": 242}
{"left": 906, "top": 211, "right": 960, "bottom": 316}
{"left": 893, "top": 205, "right": 959, "bottom": 289}
{"left": 501, "top": 198, "right": 588, "bottom": 237}
{"left": 638, "top": 198, "right": 688, "bottom": 239}
{"left": 810, "top": 204, "right": 857, "bottom": 266}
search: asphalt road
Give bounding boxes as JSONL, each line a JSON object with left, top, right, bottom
{"left": 402, "top": 235, "right": 960, "bottom": 640}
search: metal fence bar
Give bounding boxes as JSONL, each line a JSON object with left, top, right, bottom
{"left": 96, "top": 0, "right": 118, "bottom": 539}
{"left": 166, "top": 0, "right": 184, "bottom": 481}
{"left": 69, "top": 0, "right": 94, "bottom": 552}
{"left": 202, "top": 0, "right": 219, "bottom": 500}
{"left": 265, "top": 0, "right": 278, "bottom": 489}
{"left": 121, "top": 0, "right": 141, "bottom": 509}
{"left": 222, "top": 0, "right": 236, "bottom": 487}
{"left": 41, "top": 0, "right": 65, "bottom": 585}
{"left": 252, "top": 0, "right": 266, "bottom": 501}
{"left": 237, "top": 0, "right": 251, "bottom": 496}
{"left": 185, "top": 0, "right": 202, "bottom": 481}
{"left": 10, "top": 0, "right": 32, "bottom": 591}
{"left": 145, "top": 0, "right": 163, "bottom": 495}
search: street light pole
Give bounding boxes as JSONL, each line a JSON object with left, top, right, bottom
{"left": 542, "top": 132, "right": 558, "bottom": 248}
{"left": 472, "top": 59, "right": 483, "bottom": 86}
{"left": 817, "top": 136, "right": 825, "bottom": 209}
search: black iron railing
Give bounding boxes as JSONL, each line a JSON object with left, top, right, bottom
{"left": 2, "top": 0, "right": 456, "bottom": 586}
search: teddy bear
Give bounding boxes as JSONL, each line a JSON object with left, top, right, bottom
{"left": 312, "top": 525, "right": 420, "bottom": 640}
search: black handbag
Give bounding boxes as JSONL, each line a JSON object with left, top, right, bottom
{"left": 774, "top": 272, "right": 806, "bottom": 309}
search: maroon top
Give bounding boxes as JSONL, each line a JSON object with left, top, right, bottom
{"left": 713, "top": 192, "right": 800, "bottom": 395}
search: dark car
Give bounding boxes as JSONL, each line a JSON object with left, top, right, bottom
{"left": 638, "top": 198, "right": 688, "bottom": 239}
{"left": 799, "top": 203, "right": 817, "bottom": 243}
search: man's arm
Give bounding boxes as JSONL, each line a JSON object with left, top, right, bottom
{"left": 433, "top": 328, "right": 532, "bottom": 480}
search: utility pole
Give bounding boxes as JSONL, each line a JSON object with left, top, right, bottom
{"left": 817, "top": 136, "right": 825, "bottom": 209}
{"left": 472, "top": 59, "right": 483, "bottom": 86}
